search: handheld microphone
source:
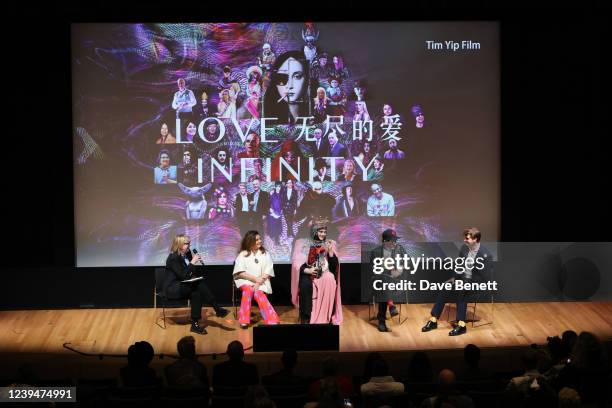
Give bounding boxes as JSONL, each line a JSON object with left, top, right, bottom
{"left": 191, "top": 248, "right": 204, "bottom": 265}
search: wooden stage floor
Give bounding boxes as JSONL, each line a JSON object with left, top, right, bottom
{"left": 1, "top": 302, "right": 611, "bottom": 356}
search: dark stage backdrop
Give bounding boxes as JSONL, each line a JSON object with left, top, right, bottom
{"left": 4, "top": 5, "right": 609, "bottom": 309}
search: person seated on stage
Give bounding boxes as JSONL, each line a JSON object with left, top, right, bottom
{"left": 421, "top": 369, "right": 474, "bottom": 408}
{"left": 232, "top": 230, "right": 280, "bottom": 329}
{"left": 421, "top": 227, "right": 493, "bottom": 336}
{"left": 262, "top": 349, "right": 307, "bottom": 389}
{"left": 120, "top": 341, "right": 158, "bottom": 387}
{"left": 360, "top": 354, "right": 404, "bottom": 398}
{"left": 213, "top": 340, "right": 259, "bottom": 388}
{"left": 291, "top": 219, "right": 342, "bottom": 325}
{"left": 164, "top": 234, "right": 229, "bottom": 335}
{"left": 164, "top": 335, "right": 209, "bottom": 388}
{"left": 369, "top": 228, "right": 407, "bottom": 332}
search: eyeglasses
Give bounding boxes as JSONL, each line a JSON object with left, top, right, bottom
{"left": 183, "top": 153, "right": 191, "bottom": 156}
{"left": 184, "top": 242, "right": 191, "bottom": 245}
{"left": 373, "top": 188, "right": 382, "bottom": 193}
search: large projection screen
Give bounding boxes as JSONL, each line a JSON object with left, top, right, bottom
{"left": 73, "top": 22, "right": 499, "bottom": 267}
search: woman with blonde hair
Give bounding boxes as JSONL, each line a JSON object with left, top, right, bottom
{"left": 313, "top": 86, "right": 329, "bottom": 123}
{"left": 164, "top": 234, "right": 229, "bottom": 334}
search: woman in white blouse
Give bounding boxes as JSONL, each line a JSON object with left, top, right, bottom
{"left": 233, "top": 230, "right": 280, "bottom": 328}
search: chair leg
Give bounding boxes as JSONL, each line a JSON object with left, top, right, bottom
{"left": 472, "top": 302, "right": 477, "bottom": 328}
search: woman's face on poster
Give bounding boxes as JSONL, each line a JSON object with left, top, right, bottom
{"left": 364, "top": 142, "right": 370, "bottom": 153}
{"left": 284, "top": 150, "right": 296, "bottom": 164}
{"left": 160, "top": 153, "right": 170, "bottom": 167}
{"left": 383, "top": 104, "right": 393, "bottom": 116}
{"left": 276, "top": 57, "right": 305, "bottom": 104}
{"left": 286, "top": 179, "right": 293, "bottom": 189}
{"left": 161, "top": 123, "right": 169, "bottom": 136}
{"left": 218, "top": 193, "right": 227, "bottom": 206}
{"left": 345, "top": 160, "right": 354, "bottom": 173}
{"left": 186, "top": 122, "right": 197, "bottom": 136}
{"left": 356, "top": 102, "right": 364, "bottom": 113}
{"left": 346, "top": 186, "right": 353, "bottom": 197}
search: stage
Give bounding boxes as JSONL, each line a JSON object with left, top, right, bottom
{"left": 1, "top": 302, "right": 611, "bottom": 356}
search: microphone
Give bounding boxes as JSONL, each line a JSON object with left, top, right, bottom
{"left": 191, "top": 249, "right": 204, "bottom": 265}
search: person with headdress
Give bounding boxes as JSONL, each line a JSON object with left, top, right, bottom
{"left": 311, "top": 52, "right": 331, "bottom": 84}
{"left": 233, "top": 230, "right": 280, "bottom": 329}
{"left": 208, "top": 186, "right": 234, "bottom": 220}
{"left": 263, "top": 51, "right": 312, "bottom": 125}
{"left": 326, "top": 75, "right": 346, "bottom": 116}
{"left": 291, "top": 218, "right": 342, "bottom": 324}
{"left": 258, "top": 43, "right": 276, "bottom": 76}
{"left": 245, "top": 65, "right": 263, "bottom": 119}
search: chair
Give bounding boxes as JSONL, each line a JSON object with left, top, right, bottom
{"left": 231, "top": 278, "right": 239, "bottom": 319}
{"left": 445, "top": 268, "right": 495, "bottom": 328}
{"left": 154, "top": 267, "right": 190, "bottom": 329}
{"left": 368, "top": 290, "right": 409, "bottom": 325}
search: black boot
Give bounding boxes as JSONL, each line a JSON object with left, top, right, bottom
{"left": 421, "top": 320, "right": 437, "bottom": 332}
{"left": 214, "top": 304, "right": 229, "bottom": 318}
{"left": 378, "top": 320, "right": 389, "bottom": 332}
{"left": 191, "top": 320, "right": 207, "bottom": 335}
{"left": 449, "top": 325, "right": 467, "bottom": 336}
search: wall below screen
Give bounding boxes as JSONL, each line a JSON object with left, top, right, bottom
{"left": 0, "top": 264, "right": 364, "bottom": 310}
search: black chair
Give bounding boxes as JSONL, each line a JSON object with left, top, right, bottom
{"left": 445, "top": 267, "right": 496, "bottom": 328}
{"left": 154, "top": 267, "right": 190, "bottom": 329}
{"left": 368, "top": 291, "right": 409, "bottom": 325}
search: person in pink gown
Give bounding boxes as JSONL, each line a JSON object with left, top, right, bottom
{"left": 291, "top": 219, "right": 342, "bottom": 324}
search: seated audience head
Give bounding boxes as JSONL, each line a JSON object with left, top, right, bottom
{"left": 281, "top": 349, "right": 298, "bottom": 370}
{"left": 322, "top": 357, "right": 339, "bottom": 378}
{"left": 371, "top": 356, "right": 389, "bottom": 377}
{"left": 226, "top": 340, "right": 245, "bottom": 362}
{"left": 407, "top": 351, "right": 433, "bottom": 382}
{"left": 177, "top": 335, "right": 196, "bottom": 359}
{"left": 562, "top": 330, "right": 578, "bottom": 353}
{"left": 521, "top": 349, "right": 539, "bottom": 371}
{"left": 464, "top": 344, "right": 481, "bottom": 369}
{"left": 127, "top": 341, "right": 155, "bottom": 367}
{"left": 558, "top": 387, "right": 581, "bottom": 408}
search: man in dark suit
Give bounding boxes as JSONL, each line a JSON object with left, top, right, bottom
{"left": 327, "top": 130, "right": 347, "bottom": 157}
{"left": 234, "top": 182, "right": 251, "bottom": 236}
{"left": 312, "top": 128, "right": 330, "bottom": 157}
{"left": 164, "top": 234, "right": 229, "bottom": 335}
{"left": 421, "top": 227, "right": 494, "bottom": 336}
{"left": 369, "top": 229, "right": 407, "bottom": 332}
{"left": 281, "top": 179, "right": 298, "bottom": 237}
{"left": 248, "top": 177, "right": 269, "bottom": 235}
{"left": 213, "top": 340, "right": 258, "bottom": 388}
